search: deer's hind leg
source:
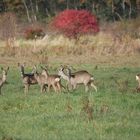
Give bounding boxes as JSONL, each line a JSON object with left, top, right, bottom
{"left": 85, "top": 85, "right": 89, "bottom": 92}
{"left": 0, "top": 88, "right": 2, "bottom": 95}
{"left": 90, "top": 82, "right": 97, "bottom": 92}
{"left": 24, "top": 84, "right": 29, "bottom": 95}
{"left": 56, "top": 82, "right": 61, "bottom": 92}
{"left": 40, "top": 84, "right": 45, "bottom": 93}
{"left": 52, "top": 84, "right": 57, "bottom": 92}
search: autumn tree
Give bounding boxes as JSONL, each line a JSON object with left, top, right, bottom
{"left": 51, "top": 9, "right": 99, "bottom": 38}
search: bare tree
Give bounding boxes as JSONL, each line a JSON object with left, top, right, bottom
{"left": 136, "top": 0, "right": 140, "bottom": 15}
{"left": 30, "top": 0, "right": 37, "bottom": 22}
{"left": 22, "top": 0, "right": 31, "bottom": 23}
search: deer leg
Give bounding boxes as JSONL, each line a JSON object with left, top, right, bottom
{"left": 56, "top": 82, "right": 61, "bottom": 92}
{"left": 0, "top": 88, "right": 2, "bottom": 95}
{"left": 73, "top": 84, "right": 77, "bottom": 90}
{"left": 52, "top": 84, "right": 57, "bottom": 92}
{"left": 66, "top": 82, "right": 73, "bottom": 91}
{"left": 43, "top": 84, "right": 48, "bottom": 92}
{"left": 60, "top": 83, "right": 65, "bottom": 90}
{"left": 85, "top": 85, "right": 89, "bottom": 92}
{"left": 66, "top": 82, "right": 68, "bottom": 89}
{"left": 91, "top": 82, "right": 97, "bottom": 92}
{"left": 24, "top": 84, "right": 29, "bottom": 95}
{"left": 40, "top": 84, "right": 44, "bottom": 93}
{"left": 47, "top": 84, "right": 51, "bottom": 93}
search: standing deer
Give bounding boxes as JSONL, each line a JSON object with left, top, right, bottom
{"left": 18, "top": 63, "right": 37, "bottom": 94}
{"left": 0, "top": 67, "right": 9, "bottom": 95}
{"left": 136, "top": 74, "right": 140, "bottom": 92}
{"left": 33, "top": 66, "right": 48, "bottom": 93}
{"left": 40, "top": 66, "right": 63, "bottom": 93}
{"left": 58, "top": 66, "right": 97, "bottom": 92}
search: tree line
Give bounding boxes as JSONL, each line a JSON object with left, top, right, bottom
{"left": 0, "top": 0, "right": 140, "bottom": 23}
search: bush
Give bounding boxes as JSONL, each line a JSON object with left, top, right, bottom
{"left": 51, "top": 9, "right": 99, "bottom": 38}
{"left": 24, "top": 27, "right": 45, "bottom": 40}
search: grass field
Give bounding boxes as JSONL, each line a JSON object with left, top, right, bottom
{"left": 0, "top": 64, "right": 140, "bottom": 140}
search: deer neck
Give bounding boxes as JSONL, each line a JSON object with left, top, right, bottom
{"left": 34, "top": 73, "right": 39, "bottom": 80}
{"left": 61, "top": 72, "right": 70, "bottom": 81}
{"left": 2, "top": 74, "right": 6, "bottom": 83}
{"left": 42, "top": 71, "right": 49, "bottom": 79}
{"left": 20, "top": 67, "right": 25, "bottom": 77}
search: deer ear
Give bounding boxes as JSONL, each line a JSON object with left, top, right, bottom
{"left": 66, "top": 67, "right": 71, "bottom": 75}
{"left": 60, "top": 65, "right": 64, "bottom": 70}
{"left": 32, "top": 65, "right": 37, "bottom": 73}
{"left": 33, "top": 65, "right": 37, "bottom": 69}
{"left": 7, "top": 67, "right": 9, "bottom": 71}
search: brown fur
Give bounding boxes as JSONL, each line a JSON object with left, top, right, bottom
{"left": 0, "top": 67, "right": 9, "bottom": 95}
{"left": 41, "top": 67, "right": 63, "bottom": 93}
{"left": 58, "top": 66, "right": 97, "bottom": 92}
{"left": 18, "top": 63, "right": 37, "bottom": 94}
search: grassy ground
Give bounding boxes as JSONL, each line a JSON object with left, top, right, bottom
{"left": 0, "top": 64, "right": 140, "bottom": 140}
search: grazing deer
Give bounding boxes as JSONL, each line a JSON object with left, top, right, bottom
{"left": 58, "top": 66, "right": 97, "bottom": 92}
{"left": 18, "top": 63, "right": 37, "bottom": 94}
{"left": 40, "top": 66, "right": 63, "bottom": 92}
{"left": 0, "top": 67, "right": 9, "bottom": 95}
{"left": 136, "top": 74, "right": 140, "bottom": 92}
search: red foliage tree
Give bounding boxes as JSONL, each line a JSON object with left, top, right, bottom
{"left": 51, "top": 10, "right": 99, "bottom": 38}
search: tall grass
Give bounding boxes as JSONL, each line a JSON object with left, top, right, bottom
{"left": 0, "top": 18, "right": 140, "bottom": 64}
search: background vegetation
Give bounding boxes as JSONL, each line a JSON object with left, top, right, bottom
{"left": 0, "top": 0, "right": 140, "bottom": 22}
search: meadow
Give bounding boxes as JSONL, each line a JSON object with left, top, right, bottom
{"left": 0, "top": 63, "right": 140, "bottom": 140}
{"left": 0, "top": 17, "right": 140, "bottom": 140}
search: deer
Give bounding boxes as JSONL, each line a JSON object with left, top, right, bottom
{"left": 33, "top": 66, "right": 48, "bottom": 93}
{"left": 0, "top": 67, "right": 9, "bottom": 95}
{"left": 18, "top": 63, "right": 37, "bottom": 94}
{"left": 136, "top": 74, "right": 140, "bottom": 92}
{"left": 58, "top": 66, "right": 97, "bottom": 92}
{"left": 40, "top": 66, "right": 63, "bottom": 93}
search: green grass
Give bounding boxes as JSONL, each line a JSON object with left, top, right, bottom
{"left": 0, "top": 65, "right": 140, "bottom": 140}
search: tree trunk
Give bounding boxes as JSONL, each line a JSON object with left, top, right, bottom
{"left": 111, "top": 0, "right": 115, "bottom": 21}
{"left": 136, "top": 0, "right": 140, "bottom": 15}
{"left": 66, "top": 0, "right": 69, "bottom": 9}
{"left": 35, "top": 0, "right": 39, "bottom": 14}
{"left": 129, "top": 1, "right": 132, "bottom": 19}
{"left": 22, "top": 0, "right": 31, "bottom": 23}
{"left": 30, "top": 0, "right": 37, "bottom": 22}
{"left": 74, "top": 0, "right": 77, "bottom": 9}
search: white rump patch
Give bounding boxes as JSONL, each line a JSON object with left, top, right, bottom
{"left": 90, "top": 77, "right": 94, "bottom": 80}
{"left": 136, "top": 76, "right": 139, "bottom": 80}
{"left": 55, "top": 78, "right": 60, "bottom": 82}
